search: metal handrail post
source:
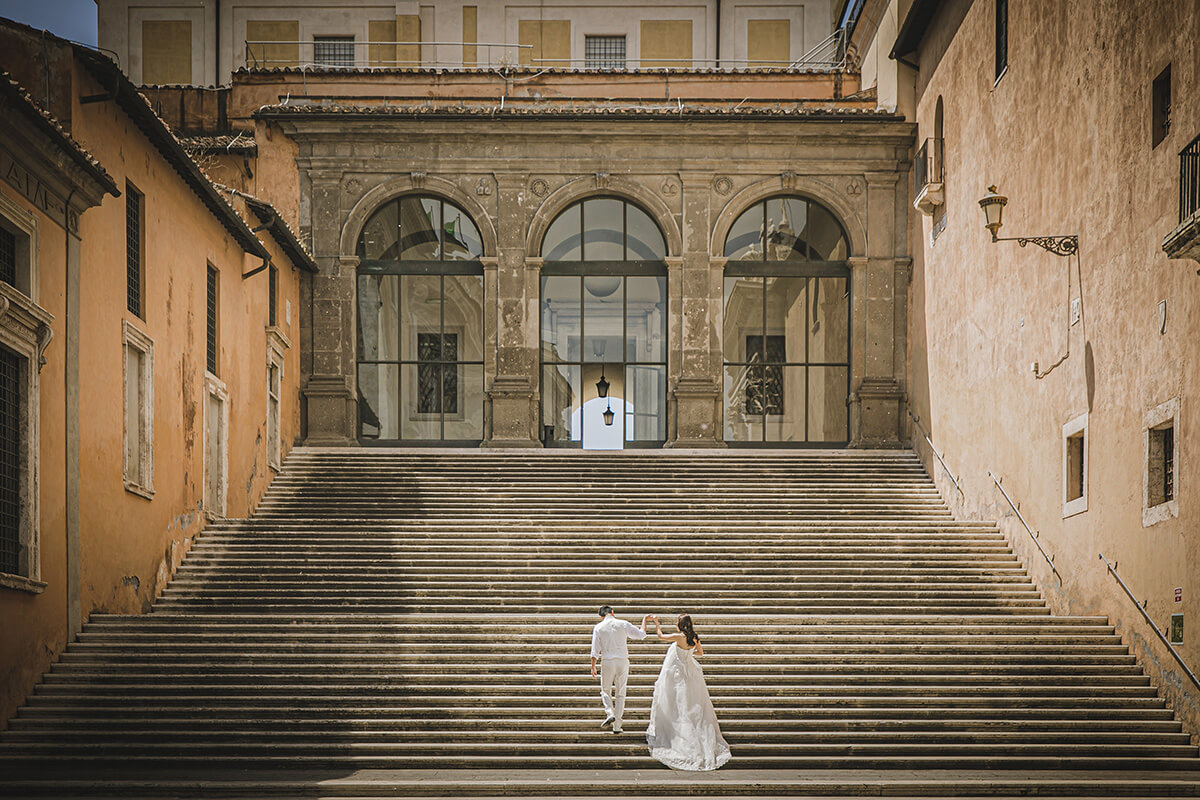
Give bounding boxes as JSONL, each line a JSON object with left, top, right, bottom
{"left": 1099, "top": 552, "right": 1200, "bottom": 692}
{"left": 906, "top": 410, "right": 963, "bottom": 499}
{"left": 988, "top": 471, "right": 1058, "bottom": 578}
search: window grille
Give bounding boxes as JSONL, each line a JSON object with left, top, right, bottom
{"left": 206, "top": 266, "right": 219, "bottom": 376}
{"left": 0, "top": 347, "right": 20, "bottom": 575}
{"left": 126, "top": 184, "right": 142, "bottom": 317}
{"left": 1164, "top": 425, "right": 1175, "bottom": 501}
{"left": 268, "top": 264, "right": 278, "bottom": 327}
{"left": 995, "top": 0, "right": 1008, "bottom": 79}
{"left": 585, "top": 35, "right": 626, "bottom": 69}
{"left": 0, "top": 227, "right": 15, "bottom": 288}
{"left": 314, "top": 36, "right": 355, "bottom": 68}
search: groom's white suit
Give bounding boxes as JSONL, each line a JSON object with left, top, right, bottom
{"left": 590, "top": 614, "right": 647, "bottom": 733}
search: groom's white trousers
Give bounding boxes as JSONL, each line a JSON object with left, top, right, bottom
{"left": 599, "top": 657, "right": 630, "bottom": 726}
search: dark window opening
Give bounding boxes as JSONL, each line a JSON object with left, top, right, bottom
{"left": 1153, "top": 65, "right": 1171, "bottom": 148}
{"left": 126, "top": 183, "right": 143, "bottom": 317}
{"left": 206, "top": 265, "right": 219, "bottom": 376}
{"left": 0, "top": 227, "right": 15, "bottom": 288}
{"left": 585, "top": 35, "right": 626, "bottom": 69}
{"left": 1066, "top": 431, "right": 1085, "bottom": 502}
{"left": 0, "top": 347, "right": 21, "bottom": 576}
{"left": 1149, "top": 422, "right": 1175, "bottom": 506}
{"left": 995, "top": 0, "right": 1008, "bottom": 79}
{"left": 417, "top": 332, "right": 459, "bottom": 414}
{"left": 268, "top": 264, "right": 278, "bottom": 327}
{"left": 314, "top": 36, "right": 355, "bottom": 67}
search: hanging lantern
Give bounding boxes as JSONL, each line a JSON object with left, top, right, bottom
{"left": 596, "top": 366, "right": 609, "bottom": 398}
{"left": 603, "top": 402, "right": 615, "bottom": 426}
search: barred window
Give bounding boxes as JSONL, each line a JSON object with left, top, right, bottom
{"left": 0, "top": 346, "right": 21, "bottom": 576}
{"left": 0, "top": 226, "right": 15, "bottom": 289}
{"left": 268, "top": 264, "right": 278, "bottom": 327}
{"left": 206, "top": 265, "right": 219, "bottom": 376}
{"left": 126, "top": 183, "right": 143, "bottom": 317}
{"left": 585, "top": 35, "right": 626, "bottom": 69}
{"left": 314, "top": 36, "right": 355, "bottom": 68}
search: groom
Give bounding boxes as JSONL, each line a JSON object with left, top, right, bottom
{"left": 589, "top": 605, "right": 652, "bottom": 734}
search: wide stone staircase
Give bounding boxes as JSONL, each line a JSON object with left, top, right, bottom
{"left": 1, "top": 448, "right": 1198, "bottom": 797}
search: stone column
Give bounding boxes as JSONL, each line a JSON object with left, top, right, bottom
{"left": 484, "top": 174, "right": 539, "bottom": 447}
{"left": 303, "top": 170, "right": 357, "bottom": 445}
{"left": 668, "top": 172, "right": 724, "bottom": 447}
{"left": 851, "top": 171, "right": 905, "bottom": 447}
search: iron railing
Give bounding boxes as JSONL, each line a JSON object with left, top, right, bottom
{"left": 913, "top": 137, "right": 944, "bottom": 200}
{"left": 1099, "top": 552, "right": 1200, "bottom": 692}
{"left": 244, "top": 40, "right": 530, "bottom": 70}
{"left": 906, "top": 409, "right": 962, "bottom": 499}
{"left": 988, "top": 471, "right": 1059, "bottom": 579}
{"left": 1180, "top": 131, "right": 1200, "bottom": 223}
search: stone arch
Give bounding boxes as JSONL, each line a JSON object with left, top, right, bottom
{"left": 340, "top": 174, "right": 499, "bottom": 258}
{"left": 710, "top": 176, "right": 866, "bottom": 259}
{"left": 525, "top": 176, "right": 683, "bottom": 257}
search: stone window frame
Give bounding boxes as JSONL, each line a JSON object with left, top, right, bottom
{"left": 121, "top": 321, "right": 155, "bottom": 499}
{"left": 1143, "top": 396, "right": 1180, "bottom": 527}
{"left": 0, "top": 187, "right": 39, "bottom": 300}
{"left": 203, "top": 372, "right": 229, "bottom": 520}
{"left": 1062, "top": 412, "right": 1088, "bottom": 518}
{"left": 0, "top": 284, "right": 53, "bottom": 594}
{"left": 266, "top": 335, "right": 286, "bottom": 471}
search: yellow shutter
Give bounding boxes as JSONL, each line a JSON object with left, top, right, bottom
{"left": 639, "top": 20, "right": 692, "bottom": 68}
{"left": 396, "top": 15, "right": 421, "bottom": 66}
{"left": 747, "top": 19, "right": 790, "bottom": 67}
{"left": 368, "top": 20, "right": 396, "bottom": 67}
{"left": 462, "top": 6, "right": 478, "bottom": 67}
{"left": 518, "top": 20, "right": 570, "bottom": 67}
{"left": 142, "top": 20, "right": 192, "bottom": 84}
{"left": 245, "top": 20, "right": 300, "bottom": 68}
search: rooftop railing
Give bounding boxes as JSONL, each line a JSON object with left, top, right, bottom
{"left": 1180, "top": 131, "right": 1200, "bottom": 224}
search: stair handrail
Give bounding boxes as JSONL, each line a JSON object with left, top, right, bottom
{"left": 906, "top": 410, "right": 964, "bottom": 499}
{"left": 988, "top": 470, "right": 1059, "bottom": 579}
{"left": 1099, "top": 552, "right": 1200, "bottom": 692}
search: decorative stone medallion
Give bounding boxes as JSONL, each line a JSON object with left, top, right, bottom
{"left": 713, "top": 176, "right": 733, "bottom": 195}
{"left": 475, "top": 176, "right": 493, "bottom": 197}
{"left": 660, "top": 178, "right": 679, "bottom": 197}
{"left": 344, "top": 178, "right": 362, "bottom": 195}
{"left": 846, "top": 179, "right": 864, "bottom": 196}
{"left": 530, "top": 178, "right": 550, "bottom": 198}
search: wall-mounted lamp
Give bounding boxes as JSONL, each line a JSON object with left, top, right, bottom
{"left": 978, "top": 186, "right": 1079, "bottom": 257}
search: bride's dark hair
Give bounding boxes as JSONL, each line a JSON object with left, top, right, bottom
{"left": 677, "top": 614, "right": 699, "bottom": 646}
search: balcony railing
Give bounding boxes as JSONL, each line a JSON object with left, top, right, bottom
{"left": 913, "top": 137, "right": 943, "bottom": 200}
{"left": 1180, "top": 132, "right": 1200, "bottom": 224}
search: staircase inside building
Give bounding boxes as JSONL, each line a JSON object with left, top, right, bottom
{"left": 1, "top": 448, "right": 1198, "bottom": 798}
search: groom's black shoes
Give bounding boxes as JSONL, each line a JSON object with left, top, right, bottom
{"left": 601, "top": 717, "right": 614, "bottom": 728}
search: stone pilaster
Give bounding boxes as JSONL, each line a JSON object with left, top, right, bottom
{"left": 484, "top": 174, "right": 539, "bottom": 447}
{"left": 850, "top": 171, "right": 906, "bottom": 448}
{"left": 303, "top": 250, "right": 358, "bottom": 445}
{"left": 668, "top": 172, "right": 724, "bottom": 447}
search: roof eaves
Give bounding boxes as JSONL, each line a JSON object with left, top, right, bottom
{"left": 243, "top": 196, "right": 318, "bottom": 274}
{"left": 71, "top": 47, "right": 271, "bottom": 261}
{"left": 889, "top": 0, "right": 943, "bottom": 62}
{"left": 254, "top": 103, "right": 900, "bottom": 121}
{"left": 0, "top": 70, "right": 119, "bottom": 198}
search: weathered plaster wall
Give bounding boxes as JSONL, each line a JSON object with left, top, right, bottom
{"left": 906, "top": 0, "right": 1200, "bottom": 737}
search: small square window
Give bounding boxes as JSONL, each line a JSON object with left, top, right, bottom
{"left": 1152, "top": 65, "right": 1171, "bottom": 148}
{"left": 1169, "top": 614, "right": 1184, "bottom": 645}
{"left": 585, "top": 35, "right": 626, "bottom": 69}
{"left": 1143, "top": 397, "right": 1180, "bottom": 526}
{"left": 314, "top": 36, "right": 355, "bottom": 68}
{"left": 1062, "top": 413, "right": 1087, "bottom": 517}
{"left": 1148, "top": 423, "right": 1175, "bottom": 506}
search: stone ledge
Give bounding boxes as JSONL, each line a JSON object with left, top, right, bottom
{"left": 0, "top": 570, "right": 46, "bottom": 594}
{"left": 1163, "top": 209, "right": 1200, "bottom": 263}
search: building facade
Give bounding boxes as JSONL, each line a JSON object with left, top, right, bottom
{"left": 853, "top": 0, "right": 1200, "bottom": 734}
{"left": 0, "top": 20, "right": 315, "bottom": 725}
{"left": 98, "top": 0, "right": 840, "bottom": 85}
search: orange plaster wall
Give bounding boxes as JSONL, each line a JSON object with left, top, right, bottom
{"left": 0, "top": 185, "right": 70, "bottom": 727}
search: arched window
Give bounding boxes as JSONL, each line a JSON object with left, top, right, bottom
{"left": 541, "top": 197, "right": 667, "bottom": 262}
{"left": 539, "top": 197, "right": 668, "bottom": 449}
{"left": 355, "top": 195, "right": 484, "bottom": 443}
{"left": 721, "top": 195, "right": 850, "bottom": 446}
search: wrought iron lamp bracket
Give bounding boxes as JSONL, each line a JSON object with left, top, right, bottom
{"left": 992, "top": 234, "right": 1079, "bottom": 257}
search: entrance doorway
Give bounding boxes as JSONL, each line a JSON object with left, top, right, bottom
{"left": 541, "top": 273, "right": 665, "bottom": 448}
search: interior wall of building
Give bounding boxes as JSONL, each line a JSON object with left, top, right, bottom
{"left": 904, "top": 0, "right": 1200, "bottom": 737}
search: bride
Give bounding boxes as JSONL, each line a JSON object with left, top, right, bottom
{"left": 645, "top": 614, "right": 731, "bottom": 771}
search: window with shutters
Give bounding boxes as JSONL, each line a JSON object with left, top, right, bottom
{"left": 122, "top": 322, "right": 154, "bottom": 498}
{"left": 206, "top": 264, "right": 219, "bottom": 376}
{"left": 127, "top": 182, "right": 143, "bottom": 318}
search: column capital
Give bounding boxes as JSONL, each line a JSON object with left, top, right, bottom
{"left": 480, "top": 256, "right": 500, "bottom": 271}
{"left": 664, "top": 256, "right": 685, "bottom": 270}
{"left": 523, "top": 256, "right": 544, "bottom": 271}
{"left": 864, "top": 171, "right": 902, "bottom": 188}
{"left": 847, "top": 255, "right": 869, "bottom": 271}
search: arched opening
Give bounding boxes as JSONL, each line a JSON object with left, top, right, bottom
{"left": 355, "top": 195, "right": 485, "bottom": 444}
{"left": 539, "top": 197, "right": 668, "bottom": 450}
{"left": 721, "top": 195, "right": 851, "bottom": 445}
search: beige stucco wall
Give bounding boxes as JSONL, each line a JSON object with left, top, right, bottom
{"left": 905, "top": 0, "right": 1200, "bottom": 738}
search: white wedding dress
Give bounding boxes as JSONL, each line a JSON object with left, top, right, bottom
{"left": 645, "top": 643, "right": 732, "bottom": 771}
